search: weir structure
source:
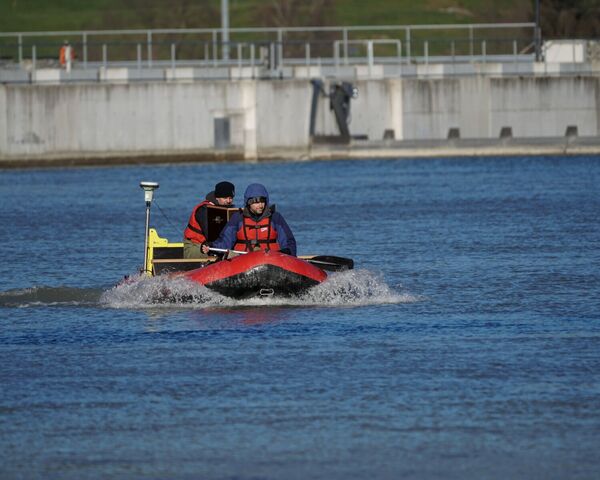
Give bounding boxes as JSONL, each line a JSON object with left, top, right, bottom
{"left": 1, "top": 23, "right": 600, "bottom": 166}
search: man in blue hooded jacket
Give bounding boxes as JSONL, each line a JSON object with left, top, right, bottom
{"left": 203, "top": 183, "right": 297, "bottom": 256}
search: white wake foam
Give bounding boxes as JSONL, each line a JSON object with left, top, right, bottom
{"left": 100, "top": 269, "right": 417, "bottom": 309}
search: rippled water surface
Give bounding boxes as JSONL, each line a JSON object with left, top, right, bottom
{"left": 1, "top": 156, "right": 599, "bottom": 479}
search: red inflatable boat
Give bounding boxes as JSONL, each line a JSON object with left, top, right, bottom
{"left": 136, "top": 181, "right": 353, "bottom": 300}
{"left": 183, "top": 250, "right": 328, "bottom": 299}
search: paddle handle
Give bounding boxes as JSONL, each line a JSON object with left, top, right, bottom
{"left": 208, "top": 247, "right": 248, "bottom": 255}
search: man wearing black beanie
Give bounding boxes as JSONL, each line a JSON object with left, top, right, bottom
{"left": 183, "top": 181, "right": 236, "bottom": 258}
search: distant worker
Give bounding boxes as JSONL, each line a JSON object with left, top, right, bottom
{"left": 183, "top": 181, "right": 236, "bottom": 259}
{"left": 205, "top": 183, "right": 297, "bottom": 256}
{"left": 59, "top": 40, "right": 75, "bottom": 72}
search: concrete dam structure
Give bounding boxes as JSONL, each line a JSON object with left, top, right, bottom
{"left": 1, "top": 73, "right": 600, "bottom": 166}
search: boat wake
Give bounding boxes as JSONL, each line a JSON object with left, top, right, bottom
{"left": 0, "top": 286, "right": 104, "bottom": 308}
{"left": 0, "top": 271, "right": 417, "bottom": 310}
{"left": 100, "top": 269, "right": 417, "bottom": 309}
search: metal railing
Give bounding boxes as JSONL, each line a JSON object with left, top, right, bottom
{"left": 0, "top": 23, "right": 536, "bottom": 69}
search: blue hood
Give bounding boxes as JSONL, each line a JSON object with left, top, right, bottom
{"left": 244, "top": 183, "right": 269, "bottom": 206}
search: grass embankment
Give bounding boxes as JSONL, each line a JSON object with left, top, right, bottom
{"left": 1, "top": 0, "right": 528, "bottom": 33}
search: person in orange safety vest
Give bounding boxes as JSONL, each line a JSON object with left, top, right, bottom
{"left": 183, "top": 181, "right": 235, "bottom": 259}
{"left": 59, "top": 41, "right": 75, "bottom": 71}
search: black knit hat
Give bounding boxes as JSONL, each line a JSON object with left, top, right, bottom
{"left": 214, "top": 181, "right": 235, "bottom": 198}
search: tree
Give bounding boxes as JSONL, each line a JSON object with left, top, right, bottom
{"left": 536, "top": 0, "right": 600, "bottom": 38}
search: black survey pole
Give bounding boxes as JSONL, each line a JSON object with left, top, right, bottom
{"left": 534, "top": 0, "right": 541, "bottom": 62}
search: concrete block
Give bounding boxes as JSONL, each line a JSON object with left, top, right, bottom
{"left": 474, "top": 63, "right": 503, "bottom": 75}
{"left": 66, "top": 70, "right": 100, "bottom": 82}
{"left": 230, "top": 67, "right": 255, "bottom": 79}
{"left": 0, "top": 70, "right": 29, "bottom": 83}
{"left": 416, "top": 64, "right": 445, "bottom": 78}
{"left": 293, "top": 66, "right": 322, "bottom": 79}
{"left": 32, "top": 69, "right": 60, "bottom": 84}
{"left": 447, "top": 63, "right": 477, "bottom": 76}
{"left": 292, "top": 66, "right": 323, "bottom": 79}
{"left": 99, "top": 68, "right": 129, "bottom": 83}
{"left": 194, "top": 68, "right": 229, "bottom": 79}
{"left": 355, "top": 64, "right": 384, "bottom": 79}
{"left": 165, "top": 68, "right": 194, "bottom": 81}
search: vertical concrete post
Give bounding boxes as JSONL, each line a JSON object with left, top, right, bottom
{"left": 65, "top": 44, "right": 72, "bottom": 73}
{"left": 212, "top": 30, "right": 218, "bottom": 67}
{"left": 343, "top": 28, "right": 349, "bottom": 66}
{"left": 18, "top": 34, "right": 23, "bottom": 65}
{"left": 367, "top": 41, "right": 374, "bottom": 78}
{"left": 305, "top": 43, "right": 310, "bottom": 67}
{"left": 242, "top": 81, "right": 257, "bottom": 161}
{"left": 83, "top": 32, "right": 88, "bottom": 69}
{"left": 221, "top": 0, "right": 230, "bottom": 61}
{"left": 277, "top": 29, "right": 283, "bottom": 70}
{"left": 389, "top": 78, "right": 403, "bottom": 140}
{"left": 469, "top": 26, "right": 474, "bottom": 58}
{"left": 147, "top": 31, "right": 153, "bottom": 68}
{"left": 171, "top": 43, "right": 176, "bottom": 72}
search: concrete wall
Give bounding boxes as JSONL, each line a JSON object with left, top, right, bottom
{"left": 1, "top": 75, "right": 599, "bottom": 162}
{"left": 490, "top": 77, "right": 599, "bottom": 138}
{"left": 395, "top": 76, "right": 599, "bottom": 140}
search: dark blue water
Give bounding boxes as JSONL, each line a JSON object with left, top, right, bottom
{"left": 1, "top": 156, "right": 599, "bottom": 479}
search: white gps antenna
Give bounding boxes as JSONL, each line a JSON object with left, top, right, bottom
{"left": 140, "top": 181, "right": 159, "bottom": 274}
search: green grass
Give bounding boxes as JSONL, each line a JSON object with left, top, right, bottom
{"left": 1, "top": 0, "right": 533, "bottom": 33}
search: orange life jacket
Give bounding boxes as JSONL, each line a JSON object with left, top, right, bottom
{"left": 183, "top": 200, "right": 213, "bottom": 244}
{"left": 234, "top": 215, "right": 280, "bottom": 252}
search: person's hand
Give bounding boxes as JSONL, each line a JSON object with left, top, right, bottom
{"left": 201, "top": 243, "right": 210, "bottom": 254}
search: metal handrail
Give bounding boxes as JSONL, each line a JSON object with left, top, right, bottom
{"left": 0, "top": 23, "right": 536, "bottom": 37}
{"left": 0, "top": 23, "right": 538, "bottom": 77}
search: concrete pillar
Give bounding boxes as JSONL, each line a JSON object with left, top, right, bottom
{"left": 0, "top": 86, "right": 7, "bottom": 155}
{"left": 241, "top": 81, "right": 257, "bottom": 161}
{"left": 389, "top": 79, "right": 403, "bottom": 140}
{"left": 596, "top": 78, "right": 600, "bottom": 136}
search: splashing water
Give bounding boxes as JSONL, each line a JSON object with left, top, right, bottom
{"left": 99, "top": 274, "right": 228, "bottom": 308}
{"left": 100, "top": 269, "right": 417, "bottom": 309}
{"left": 0, "top": 271, "right": 416, "bottom": 310}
